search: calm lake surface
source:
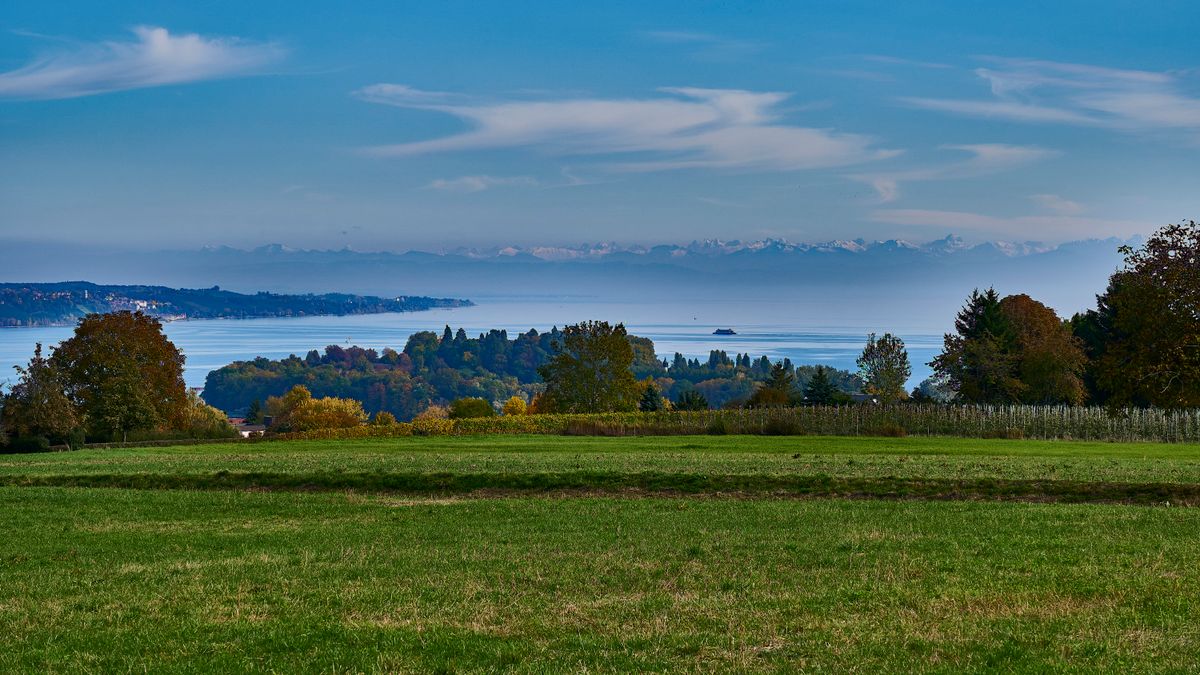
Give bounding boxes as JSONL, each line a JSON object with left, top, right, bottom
{"left": 0, "top": 299, "right": 941, "bottom": 391}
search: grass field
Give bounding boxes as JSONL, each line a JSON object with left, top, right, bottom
{"left": 4, "top": 435, "right": 1200, "bottom": 671}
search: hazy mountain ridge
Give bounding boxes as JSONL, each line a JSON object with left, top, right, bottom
{"left": 188, "top": 234, "right": 1113, "bottom": 263}
{"left": 0, "top": 234, "right": 1130, "bottom": 331}
{"left": 420, "top": 234, "right": 1067, "bottom": 261}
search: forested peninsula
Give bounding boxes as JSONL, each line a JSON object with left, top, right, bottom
{"left": 201, "top": 326, "right": 864, "bottom": 420}
{"left": 0, "top": 282, "right": 471, "bottom": 327}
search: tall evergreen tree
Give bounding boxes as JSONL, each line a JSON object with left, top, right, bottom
{"left": 639, "top": 382, "right": 664, "bottom": 412}
{"left": 932, "top": 288, "right": 1021, "bottom": 403}
{"left": 803, "top": 365, "right": 839, "bottom": 405}
{"left": 245, "top": 399, "right": 263, "bottom": 424}
{"left": 673, "top": 390, "right": 709, "bottom": 411}
{"left": 765, "top": 362, "right": 795, "bottom": 394}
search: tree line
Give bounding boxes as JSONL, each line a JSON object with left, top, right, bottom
{"left": 933, "top": 221, "right": 1198, "bottom": 408}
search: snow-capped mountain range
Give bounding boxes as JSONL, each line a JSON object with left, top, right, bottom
{"left": 2, "top": 233, "right": 1130, "bottom": 330}
{"left": 438, "top": 235, "right": 1058, "bottom": 261}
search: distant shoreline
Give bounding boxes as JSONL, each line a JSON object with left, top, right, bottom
{"left": 0, "top": 306, "right": 474, "bottom": 330}
{"left": 0, "top": 281, "right": 472, "bottom": 328}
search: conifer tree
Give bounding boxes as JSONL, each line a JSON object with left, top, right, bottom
{"left": 803, "top": 365, "right": 839, "bottom": 405}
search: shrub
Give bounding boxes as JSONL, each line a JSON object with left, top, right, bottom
{"left": 449, "top": 398, "right": 496, "bottom": 419}
{"left": 412, "top": 417, "right": 455, "bottom": 436}
{"left": 746, "top": 387, "right": 791, "bottom": 409}
{"left": 983, "top": 427, "right": 1025, "bottom": 440}
{"left": 872, "top": 423, "right": 908, "bottom": 438}
{"left": 275, "top": 423, "right": 414, "bottom": 441}
{"left": 288, "top": 396, "right": 368, "bottom": 431}
{"left": 372, "top": 411, "right": 399, "bottom": 426}
{"left": 415, "top": 405, "right": 449, "bottom": 420}
{"left": 705, "top": 416, "right": 728, "bottom": 436}
{"left": 762, "top": 418, "right": 802, "bottom": 436}
{"left": 564, "top": 420, "right": 625, "bottom": 436}
{"left": 3, "top": 435, "right": 51, "bottom": 454}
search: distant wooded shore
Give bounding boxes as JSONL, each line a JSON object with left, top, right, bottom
{"left": 0, "top": 282, "right": 471, "bottom": 327}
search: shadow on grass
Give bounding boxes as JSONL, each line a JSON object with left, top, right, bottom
{"left": 2, "top": 471, "right": 1198, "bottom": 505}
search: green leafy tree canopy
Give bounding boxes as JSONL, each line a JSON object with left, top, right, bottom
{"left": 537, "top": 321, "right": 639, "bottom": 413}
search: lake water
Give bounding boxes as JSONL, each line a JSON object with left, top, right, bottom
{"left": 0, "top": 299, "right": 941, "bottom": 391}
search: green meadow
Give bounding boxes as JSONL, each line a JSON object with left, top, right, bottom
{"left": 4, "top": 435, "right": 1200, "bottom": 671}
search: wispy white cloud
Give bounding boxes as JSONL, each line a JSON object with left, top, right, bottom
{"left": 1029, "top": 193, "right": 1084, "bottom": 215}
{"left": 356, "top": 85, "right": 897, "bottom": 173}
{"left": 0, "top": 26, "right": 284, "bottom": 100}
{"left": 859, "top": 54, "right": 954, "bottom": 70}
{"left": 640, "top": 30, "right": 763, "bottom": 61}
{"left": 425, "top": 175, "right": 540, "bottom": 193}
{"left": 870, "top": 207, "right": 1144, "bottom": 240}
{"left": 901, "top": 57, "right": 1200, "bottom": 134}
{"left": 354, "top": 83, "right": 459, "bottom": 106}
{"left": 851, "top": 143, "right": 1057, "bottom": 202}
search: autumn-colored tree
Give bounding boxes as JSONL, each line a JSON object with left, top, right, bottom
{"left": 372, "top": 411, "right": 399, "bottom": 426}
{"left": 265, "top": 385, "right": 314, "bottom": 431}
{"left": 292, "top": 397, "right": 368, "bottom": 431}
{"left": 1089, "top": 221, "right": 1200, "bottom": 408}
{"left": 179, "top": 391, "right": 239, "bottom": 438}
{"left": 268, "top": 386, "right": 367, "bottom": 431}
{"left": 537, "top": 321, "right": 639, "bottom": 413}
{"left": 526, "top": 393, "right": 548, "bottom": 415}
{"left": 2, "top": 343, "right": 80, "bottom": 444}
{"left": 501, "top": 396, "right": 528, "bottom": 416}
{"left": 935, "top": 290, "right": 1088, "bottom": 405}
{"left": 997, "top": 294, "right": 1086, "bottom": 405}
{"left": 50, "top": 312, "right": 187, "bottom": 441}
{"left": 857, "top": 333, "right": 911, "bottom": 403}
{"left": 415, "top": 404, "right": 450, "bottom": 420}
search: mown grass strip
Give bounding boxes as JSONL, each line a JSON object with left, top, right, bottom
{"left": 3, "top": 470, "right": 1198, "bottom": 505}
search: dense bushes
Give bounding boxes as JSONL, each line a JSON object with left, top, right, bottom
{"left": 448, "top": 397, "right": 496, "bottom": 419}
{"left": 272, "top": 405, "right": 1200, "bottom": 443}
{"left": 16, "top": 403, "right": 1200, "bottom": 449}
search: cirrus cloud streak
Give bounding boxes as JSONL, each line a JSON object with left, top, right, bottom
{"left": 0, "top": 26, "right": 285, "bottom": 100}
{"left": 901, "top": 57, "right": 1200, "bottom": 134}
{"left": 355, "top": 85, "right": 899, "bottom": 173}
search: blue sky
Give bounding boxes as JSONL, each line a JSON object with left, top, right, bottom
{"left": 1, "top": 0, "right": 1197, "bottom": 250}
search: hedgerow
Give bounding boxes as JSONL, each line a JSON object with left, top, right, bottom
{"left": 272, "top": 405, "right": 1200, "bottom": 443}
